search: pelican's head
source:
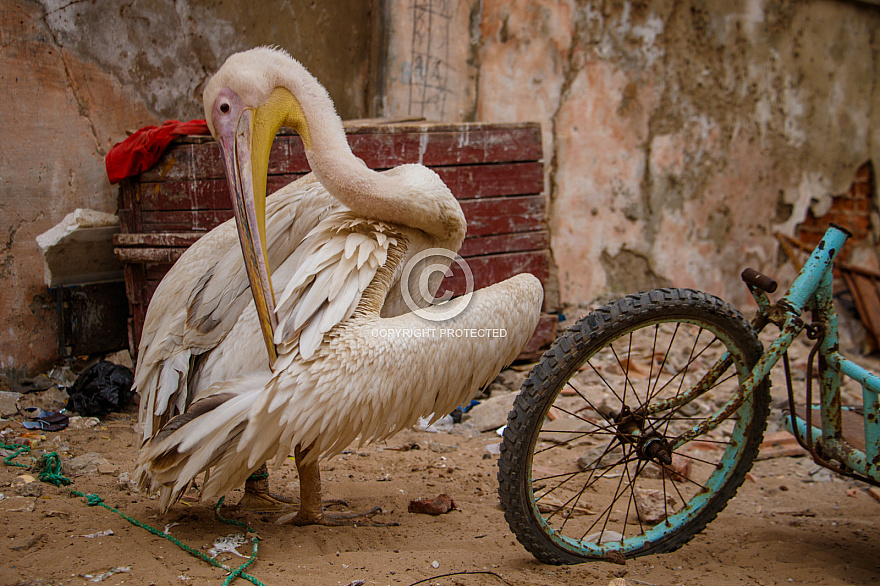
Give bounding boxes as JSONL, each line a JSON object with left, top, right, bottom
{"left": 203, "top": 47, "right": 337, "bottom": 367}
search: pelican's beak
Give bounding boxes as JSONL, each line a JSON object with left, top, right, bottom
{"left": 214, "top": 96, "right": 278, "bottom": 368}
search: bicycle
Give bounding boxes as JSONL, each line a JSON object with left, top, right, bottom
{"left": 498, "top": 223, "right": 880, "bottom": 564}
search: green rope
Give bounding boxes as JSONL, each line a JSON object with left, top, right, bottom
{"left": 2, "top": 442, "right": 265, "bottom": 585}
{"left": 34, "top": 452, "right": 71, "bottom": 486}
{"left": 2, "top": 442, "right": 31, "bottom": 468}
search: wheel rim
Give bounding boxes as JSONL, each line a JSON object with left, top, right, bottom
{"left": 524, "top": 316, "right": 757, "bottom": 558}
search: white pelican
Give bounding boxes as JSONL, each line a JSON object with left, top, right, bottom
{"left": 135, "top": 46, "right": 543, "bottom": 526}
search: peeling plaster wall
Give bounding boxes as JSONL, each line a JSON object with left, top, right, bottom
{"left": 1, "top": 0, "right": 375, "bottom": 374}
{"left": 382, "top": 0, "right": 880, "bottom": 310}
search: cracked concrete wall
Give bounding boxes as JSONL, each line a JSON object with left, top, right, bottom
{"left": 381, "top": 0, "right": 880, "bottom": 311}
{"left": 1, "top": 0, "right": 375, "bottom": 374}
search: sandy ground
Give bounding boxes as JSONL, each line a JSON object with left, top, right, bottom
{"left": 2, "top": 334, "right": 880, "bottom": 586}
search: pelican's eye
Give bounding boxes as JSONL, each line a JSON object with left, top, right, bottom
{"left": 219, "top": 102, "right": 231, "bottom": 114}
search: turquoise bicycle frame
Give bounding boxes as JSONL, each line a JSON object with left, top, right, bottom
{"left": 659, "top": 224, "right": 880, "bottom": 485}
{"left": 770, "top": 225, "right": 880, "bottom": 483}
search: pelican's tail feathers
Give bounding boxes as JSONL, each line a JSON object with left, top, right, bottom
{"left": 135, "top": 372, "right": 271, "bottom": 512}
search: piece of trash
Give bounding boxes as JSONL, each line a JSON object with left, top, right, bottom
{"left": 584, "top": 529, "right": 624, "bottom": 544}
{"left": 66, "top": 360, "right": 134, "bottom": 417}
{"left": 68, "top": 416, "right": 101, "bottom": 430}
{"left": 431, "top": 561, "right": 440, "bottom": 569}
{"left": 19, "top": 407, "right": 69, "bottom": 432}
{"left": 208, "top": 533, "right": 249, "bottom": 558}
{"left": 408, "top": 494, "right": 456, "bottom": 515}
{"left": 417, "top": 415, "right": 454, "bottom": 433}
{"left": 164, "top": 522, "right": 181, "bottom": 534}
{"left": 72, "top": 529, "right": 114, "bottom": 539}
{"left": 85, "top": 566, "right": 131, "bottom": 582}
{"left": 345, "top": 581, "right": 366, "bottom": 586}
{"left": 495, "top": 425, "right": 506, "bottom": 436}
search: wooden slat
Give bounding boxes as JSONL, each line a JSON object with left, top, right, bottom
{"left": 348, "top": 127, "right": 542, "bottom": 168}
{"left": 134, "top": 173, "right": 306, "bottom": 212}
{"left": 135, "top": 123, "right": 542, "bottom": 182}
{"left": 459, "top": 231, "right": 549, "bottom": 257}
{"left": 434, "top": 162, "right": 543, "bottom": 199}
{"left": 114, "top": 232, "right": 204, "bottom": 247}
{"left": 131, "top": 162, "right": 541, "bottom": 217}
{"left": 519, "top": 314, "right": 559, "bottom": 360}
{"left": 141, "top": 209, "right": 234, "bottom": 232}
{"left": 115, "top": 247, "right": 187, "bottom": 264}
{"left": 137, "top": 250, "right": 552, "bottom": 323}
{"left": 459, "top": 195, "right": 546, "bottom": 237}
{"left": 440, "top": 250, "right": 551, "bottom": 298}
{"left": 137, "top": 194, "right": 546, "bottom": 236}
{"left": 145, "top": 263, "right": 175, "bottom": 280}
{"left": 119, "top": 231, "right": 549, "bottom": 263}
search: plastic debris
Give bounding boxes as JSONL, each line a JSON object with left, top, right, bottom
{"left": 66, "top": 361, "right": 134, "bottom": 417}
{"left": 85, "top": 566, "right": 131, "bottom": 582}
{"left": 484, "top": 442, "right": 501, "bottom": 456}
{"left": 416, "top": 414, "right": 454, "bottom": 433}
{"left": 19, "top": 407, "right": 69, "bottom": 432}
{"left": 72, "top": 529, "right": 114, "bottom": 538}
{"left": 208, "top": 533, "right": 249, "bottom": 558}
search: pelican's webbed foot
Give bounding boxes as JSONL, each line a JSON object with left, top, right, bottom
{"left": 276, "top": 504, "right": 396, "bottom": 527}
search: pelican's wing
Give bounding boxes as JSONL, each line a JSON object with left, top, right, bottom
{"left": 272, "top": 209, "right": 404, "bottom": 361}
{"left": 134, "top": 175, "right": 336, "bottom": 442}
{"left": 137, "top": 273, "right": 543, "bottom": 504}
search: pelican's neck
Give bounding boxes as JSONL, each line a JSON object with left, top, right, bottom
{"left": 289, "top": 76, "right": 465, "bottom": 245}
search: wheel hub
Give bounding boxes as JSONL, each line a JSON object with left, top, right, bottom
{"left": 605, "top": 405, "right": 674, "bottom": 465}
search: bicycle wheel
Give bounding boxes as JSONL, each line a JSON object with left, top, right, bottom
{"left": 498, "top": 288, "right": 770, "bottom": 564}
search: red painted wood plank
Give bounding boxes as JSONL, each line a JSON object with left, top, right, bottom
{"left": 138, "top": 250, "right": 550, "bottom": 317}
{"left": 135, "top": 124, "right": 542, "bottom": 182}
{"left": 460, "top": 195, "right": 546, "bottom": 237}
{"left": 347, "top": 127, "right": 542, "bottom": 168}
{"left": 138, "top": 194, "right": 546, "bottom": 236}
{"left": 145, "top": 264, "right": 175, "bottom": 281}
{"left": 133, "top": 161, "right": 541, "bottom": 218}
{"left": 115, "top": 247, "right": 187, "bottom": 264}
{"left": 114, "top": 233, "right": 204, "bottom": 247}
{"left": 435, "top": 162, "right": 543, "bottom": 199}
{"left": 135, "top": 173, "right": 307, "bottom": 212}
{"left": 459, "top": 231, "right": 549, "bottom": 257}
{"left": 141, "top": 209, "right": 234, "bottom": 232}
{"left": 519, "top": 313, "right": 558, "bottom": 360}
{"left": 440, "top": 249, "right": 551, "bottom": 298}
{"left": 118, "top": 230, "right": 550, "bottom": 257}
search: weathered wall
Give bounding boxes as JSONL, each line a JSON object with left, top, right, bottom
{"left": 381, "top": 0, "right": 880, "bottom": 310}
{"left": 5, "top": 0, "right": 880, "bottom": 374}
{"left": 1, "top": 0, "right": 375, "bottom": 375}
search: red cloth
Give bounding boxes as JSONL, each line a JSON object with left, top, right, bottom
{"left": 105, "top": 119, "right": 211, "bottom": 184}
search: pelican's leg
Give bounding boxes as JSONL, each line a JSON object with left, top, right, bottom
{"left": 236, "top": 463, "right": 296, "bottom": 511}
{"left": 276, "top": 445, "right": 396, "bottom": 527}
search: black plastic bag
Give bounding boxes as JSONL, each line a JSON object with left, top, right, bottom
{"left": 66, "top": 361, "right": 134, "bottom": 417}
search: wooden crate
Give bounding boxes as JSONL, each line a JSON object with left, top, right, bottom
{"left": 115, "top": 121, "right": 556, "bottom": 359}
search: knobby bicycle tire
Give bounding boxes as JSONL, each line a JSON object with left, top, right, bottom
{"left": 498, "top": 288, "right": 770, "bottom": 564}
